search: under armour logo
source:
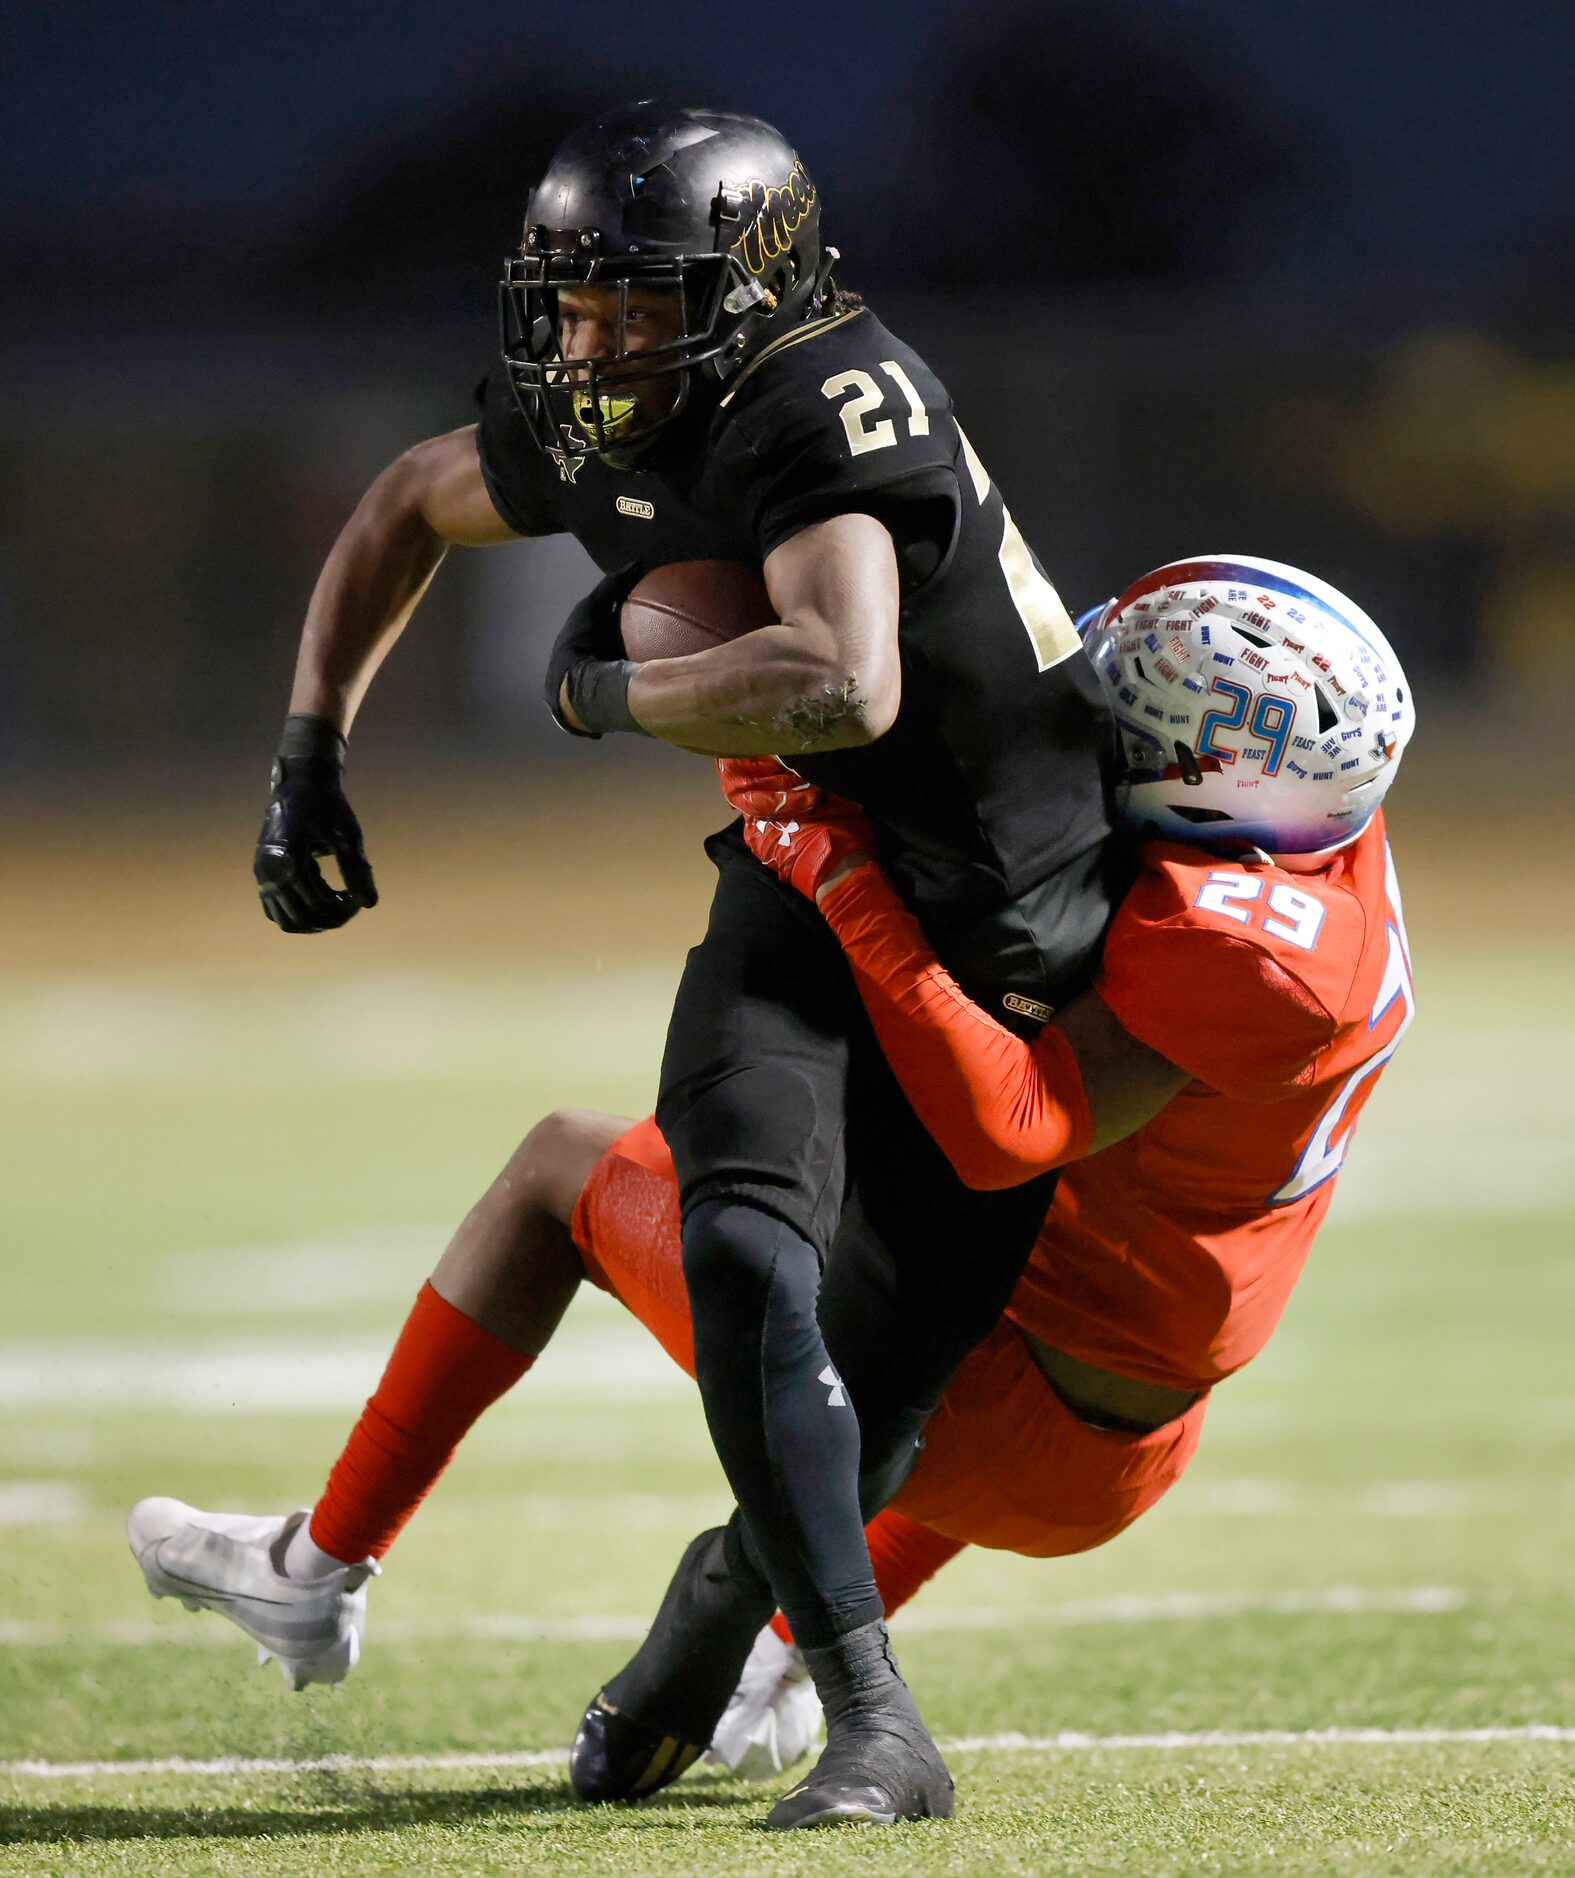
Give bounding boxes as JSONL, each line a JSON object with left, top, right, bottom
{"left": 547, "top": 447, "right": 586, "bottom": 484}
{"left": 754, "top": 818, "right": 800, "bottom": 850}
{"left": 819, "top": 1364, "right": 846, "bottom": 1408}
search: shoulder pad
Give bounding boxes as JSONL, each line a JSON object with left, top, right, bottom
{"left": 1124, "top": 843, "right": 1368, "bottom": 1018}
{"left": 1096, "top": 846, "right": 1368, "bottom": 1100}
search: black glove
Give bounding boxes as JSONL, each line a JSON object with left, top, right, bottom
{"left": 544, "top": 564, "right": 649, "bottom": 738}
{"left": 255, "top": 714, "right": 379, "bottom": 934}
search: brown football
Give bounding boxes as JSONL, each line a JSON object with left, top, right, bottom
{"left": 620, "top": 560, "right": 776, "bottom": 662}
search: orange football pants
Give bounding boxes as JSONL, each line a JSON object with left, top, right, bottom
{"left": 573, "top": 1119, "right": 1206, "bottom": 1560}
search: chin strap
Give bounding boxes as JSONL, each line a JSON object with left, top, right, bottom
{"left": 712, "top": 248, "right": 842, "bottom": 386}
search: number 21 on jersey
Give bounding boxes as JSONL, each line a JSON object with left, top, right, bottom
{"left": 819, "top": 368, "right": 1082, "bottom": 674}
{"left": 820, "top": 361, "right": 929, "bottom": 456}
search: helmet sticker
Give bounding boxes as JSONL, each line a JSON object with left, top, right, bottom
{"left": 727, "top": 161, "right": 817, "bottom": 276}
{"left": 1085, "top": 555, "right": 1415, "bottom": 853}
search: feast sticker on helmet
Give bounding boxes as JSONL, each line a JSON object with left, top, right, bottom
{"left": 499, "top": 101, "right": 834, "bottom": 462}
{"left": 1082, "top": 556, "right": 1416, "bottom": 855}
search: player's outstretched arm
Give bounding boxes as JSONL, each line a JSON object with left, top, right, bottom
{"left": 612, "top": 513, "right": 902, "bottom": 756}
{"left": 256, "top": 426, "right": 521, "bottom": 933}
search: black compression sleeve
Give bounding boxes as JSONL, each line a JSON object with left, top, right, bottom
{"left": 682, "top": 1200, "right": 882, "bottom": 1650}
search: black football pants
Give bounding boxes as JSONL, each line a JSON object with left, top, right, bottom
{"left": 655, "top": 824, "right": 1060, "bottom": 1649}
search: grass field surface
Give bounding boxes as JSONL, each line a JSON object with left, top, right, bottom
{"left": 1, "top": 771, "right": 1571, "bottom": 1873}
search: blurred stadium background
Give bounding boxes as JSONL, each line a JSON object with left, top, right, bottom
{"left": 2, "top": 2, "right": 1572, "bottom": 1870}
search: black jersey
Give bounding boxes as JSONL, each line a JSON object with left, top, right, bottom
{"left": 476, "top": 304, "right": 1127, "bottom": 1010}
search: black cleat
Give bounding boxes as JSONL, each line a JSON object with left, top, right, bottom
{"left": 568, "top": 1524, "right": 775, "bottom": 1803}
{"left": 765, "top": 1619, "right": 954, "bottom": 1829}
{"left": 569, "top": 1691, "right": 707, "bottom": 1801}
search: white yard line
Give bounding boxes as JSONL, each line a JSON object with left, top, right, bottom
{"left": 946, "top": 1725, "right": 1575, "bottom": 1753}
{"left": 0, "top": 1585, "right": 1465, "bottom": 1650}
{"left": 0, "top": 968, "right": 680, "bottom": 1090}
{"left": 0, "top": 1325, "right": 691, "bottom": 1411}
{"left": 5, "top": 1726, "right": 1571, "bottom": 1782}
{"left": 2, "top": 1749, "right": 569, "bottom": 1780}
{"left": 900, "top": 1585, "right": 1465, "bottom": 1628}
{"left": 0, "top": 1481, "right": 85, "bottom": 1526}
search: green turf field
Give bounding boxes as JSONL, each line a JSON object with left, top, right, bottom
{"left": 2, "top": 789, "right": 1572, "bottom": 1875}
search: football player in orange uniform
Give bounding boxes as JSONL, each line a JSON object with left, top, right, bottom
{"left": 129, "top": 557, "right": 1415, "bottom": 1811}
{"left": 586, "top": 554, "right": 1419, "bottom": 1769}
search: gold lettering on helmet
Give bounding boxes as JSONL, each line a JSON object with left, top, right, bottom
{"left": 729, "top": 161, "right": 817, "bottom": 278}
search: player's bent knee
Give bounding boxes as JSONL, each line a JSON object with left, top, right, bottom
{"left": 510, "top": 1109, "right": 631, "bottom": 1230}
{"left": 682, "top": 1199, "right": 767, "bottom": 1298}
{"left": 681, "top": 1200, "right": 813, "bottom": 1315}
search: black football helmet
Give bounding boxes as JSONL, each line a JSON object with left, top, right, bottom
{"left": 500, "top": 101, "right": 834, "bottom": 461}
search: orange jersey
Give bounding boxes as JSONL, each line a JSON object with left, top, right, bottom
{"left": 1007, "top": 810, "right": 1414, "bottom": 1389}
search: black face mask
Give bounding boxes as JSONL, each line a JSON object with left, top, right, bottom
{"left": 499, "top": 251, "right": 787, "bottom": 463}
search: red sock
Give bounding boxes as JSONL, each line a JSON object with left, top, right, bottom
{"left": 309, "top": 1281, "right": 532, "bottom": 1563}
{"left": 769, "top": 1509, "right": 967, "bottom": 1645}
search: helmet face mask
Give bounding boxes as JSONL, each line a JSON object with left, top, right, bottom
{"left": 500, "top": 252, "right": 740, "bottom": 459}
{"left": 1083, "top": 557, "right": 1415, "bottom": 856}
{"left": 499, "top": 103, "right": 828, "bottom": 464}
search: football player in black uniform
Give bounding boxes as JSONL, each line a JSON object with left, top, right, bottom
{"left": 252, "top": 102, "right": 1127, "bottom": 1828}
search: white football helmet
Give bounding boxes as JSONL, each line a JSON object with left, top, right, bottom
{"left": 1082, "top": 555, "right": 1415, "bottom": 854}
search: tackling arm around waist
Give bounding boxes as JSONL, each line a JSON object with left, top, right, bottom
{"left": 816, "top": 863, "right": 1188, "bottom": 1189}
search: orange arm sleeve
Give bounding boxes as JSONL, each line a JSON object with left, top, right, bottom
{"left": 817, "top": 865, "right": 1094, "bottom": 1190}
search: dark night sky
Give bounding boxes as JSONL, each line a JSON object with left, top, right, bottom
{"left": 3, "top": 0, "right": 1569, "bottom": 280}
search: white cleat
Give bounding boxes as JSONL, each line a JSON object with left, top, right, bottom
{"left": 707, "top": 1624, "right": 825, "bottom": 1781}
{"left": 126, "top": 1497, "right": 376, "bottom": 1691}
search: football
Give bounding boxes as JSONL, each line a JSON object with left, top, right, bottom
{"left": 620, "top": 560, "right": 776, "bottom": 662}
